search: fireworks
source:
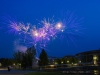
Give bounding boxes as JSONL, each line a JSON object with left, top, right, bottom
{"left": 55, "top": 22, "right": 62, "bottom": 29}
{"left": 2, "top": 12, "right": 84, "bottom": 55}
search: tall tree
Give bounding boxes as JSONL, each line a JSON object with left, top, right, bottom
{"left": 21, "top": 45, "right": 36, "bottom": 68}
{"left": 26, "top": 46, "right": 36, "bottom": 66}
{"left": 13, "top": 50, "right": 23, "bottom": 68}
{"left": 38, "top": 49, "right": 49, "bottom": 66}
{"left": 13, "top": 46, "right": 36, "bottom": 69}
{"left": 13, "top": 50, "right": 23, "bottom": 64}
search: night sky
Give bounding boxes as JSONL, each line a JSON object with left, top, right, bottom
{"left": 0, "top": 0, "right": 100, "bottom": 58}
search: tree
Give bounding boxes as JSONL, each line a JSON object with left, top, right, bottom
{"left": 21, "top": 52, "right": 27, "bottom": 69}
{"left": 13, "top": 50, "right": 23, "bottom": 68}
{"left": 67, "top": 57, "right": 78, "bottom": 64}
{"left": 13, "top": 46, "right": 36, "bottom": 69}
{"left": 56, "top": 58, "right": 61, "bottom": 64}
{"left": 38, "top": 49, "right": 49, "bottom": 66}
{"left": 62, "top": 57, "right": 67, "bottom": 64}
{"left": 0, "top": 58, "right": 14, "bottom": 67}
{"left": 21, "top": 45, "right": 36, "bottom": 69}
{"left": 26, "top": 46, "right": 36, "bottom": 66}
{"left": 13, "top": 50, "right": 23, "bottom": 64}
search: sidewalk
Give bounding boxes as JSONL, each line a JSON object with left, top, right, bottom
{"left": 0, "top": 69, "right": 35, "bottom": 75}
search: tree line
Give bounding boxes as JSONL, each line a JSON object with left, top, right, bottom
{"left": 13, "top": 46, "right": 36, "bottom": 69}
{"left": 0, "top": 46, "right": 78, "bottom": 68}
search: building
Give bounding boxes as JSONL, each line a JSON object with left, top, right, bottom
{"left": 76, "top": 49, "right": 100, "bottom": 66}
{"left": 48, "top": 56, "right": 58, "bottom": 64}
{"left": 43, "top": 50, "right": 100, "bottom": 72}
{"left": 64, "top": 55, "right": 76, "bottom": 64}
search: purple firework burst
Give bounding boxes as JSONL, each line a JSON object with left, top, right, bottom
{"left": 2, "top": 12, "right": 84, "bottom": 55}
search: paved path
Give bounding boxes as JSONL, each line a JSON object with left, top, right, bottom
{"left": 0, "top": 69, "right": 35, "bottom": 75}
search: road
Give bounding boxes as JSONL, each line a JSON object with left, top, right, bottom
{"left": 0, "top": 69, "right": 35, "bottom": 75}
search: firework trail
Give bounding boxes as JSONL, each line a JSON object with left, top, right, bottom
{"left": 2, "top": 12, "right": 84, "bottom": 55}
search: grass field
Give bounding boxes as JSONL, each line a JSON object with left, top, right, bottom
{"left": 26, "top": 72, "right": 86, "bottom": 75}
{"left": 26, "top": 72, "right": 66, "bottom": 75}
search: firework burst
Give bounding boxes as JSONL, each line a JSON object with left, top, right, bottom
{"left": 2, "top": 12, "right": 84, "bottom": 55}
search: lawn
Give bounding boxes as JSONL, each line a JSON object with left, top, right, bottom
{"left": 26, "top": 72, "right": 66, "bottom": 75}
{"left": 26, "top": 72, "right": 81, "bottom": 75}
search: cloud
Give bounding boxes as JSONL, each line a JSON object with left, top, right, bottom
{"left": 15, "top": 45, "right": 27, "bottom": 52}
{"left": 14, "top": 39, "right": 27, "bottom": 52}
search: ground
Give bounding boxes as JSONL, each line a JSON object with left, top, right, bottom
{"left": 0, "top": 69, "right": 87, "bottom": 75}
{"left": 25, "top": 72, "right": 84, "bottom": 75}
{"left": 0, "top": 69, "right": 35, "bottom": 75}
{"left": 26, "top": 72, "right": 66, "bottom": 75}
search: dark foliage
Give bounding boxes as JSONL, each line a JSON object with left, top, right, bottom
{"left": 13, "top": 45, "right": 36, "bottom": 69}
{"left": 38, "top": 49, "right": 49, "bottom": 66}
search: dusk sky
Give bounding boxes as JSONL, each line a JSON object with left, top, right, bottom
{"left": 0, "top": 0, "right": 100, "bottom": 58}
